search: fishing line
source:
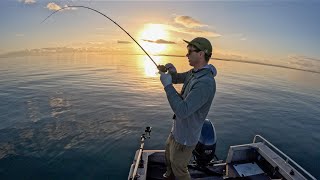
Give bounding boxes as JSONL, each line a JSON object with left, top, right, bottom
{"left": 41, "top": 5, "right": 167, "bottom": 72}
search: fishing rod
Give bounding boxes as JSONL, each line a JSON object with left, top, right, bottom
{"left": 41, "top": 5, "right": 167, "bottom": 72}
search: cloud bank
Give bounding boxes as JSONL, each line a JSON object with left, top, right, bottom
{"left": 20, "top": 0, "right": 36, "bottom": 4}
{"left": 117, "top": 41, "right": 132, "bottom": 44}
{"left": 159, "top": 15, "right": 221, "bottom": 38}
{"left": 142, "top": 39, "right": 176, "bottom": 44}
{"left": 46, "top": 2, "right": 61, "bottom": 11}
{"left": 174, "top": 16, "right": 207, "bottom": 28}
{"left": 165, "top": 24, "right": 221, "bottom": 37}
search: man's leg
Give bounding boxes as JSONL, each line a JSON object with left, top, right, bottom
{"left": 164, "top": 134, "right": 174, "bottom": 179}
{"left": 170, "top": 140, "right": 195, "bottom": 180}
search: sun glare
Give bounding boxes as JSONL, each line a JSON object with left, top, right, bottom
{"left": 139, "top": 24, "right": 169, "bottom": 54}
{"left": 141, "top": 24, "right": 167, "bottom": 41}
{"left": 140, "top": 56, "right": 162, "bottom": 77}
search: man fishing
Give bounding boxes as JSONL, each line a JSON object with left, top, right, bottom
{"left": 159, "top": 37, "right": 217, "bottom": 180}
{"left": 42, "top": 8, "right": 216, "bottom": 179}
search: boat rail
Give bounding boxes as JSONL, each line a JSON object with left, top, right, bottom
{"left": 129, "top": 127, "right": 152, "bottom": 180}
{"left": 253, "top": 135, "right": 316, "bottom": 180}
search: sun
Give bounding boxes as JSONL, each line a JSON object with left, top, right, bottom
{"left": 141, "top": 24, "right": 167, "bottom": 41}
{"left": 139, "top": 24, "right": 169, "bottom": 54}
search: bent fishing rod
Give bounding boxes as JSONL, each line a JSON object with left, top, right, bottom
{"left": 41, "top": 5, "right": 167, "bottom": 72}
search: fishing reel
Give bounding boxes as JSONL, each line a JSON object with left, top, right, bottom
{"left": 142, "top": 126, "right": 152, "bottom": 139}
{"left": 157, "top": 65, "right": 168, "bottom": 73}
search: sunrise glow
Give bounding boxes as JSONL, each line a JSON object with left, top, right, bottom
{"left": 139, "top": 24, "right": 169, "bottom": 55}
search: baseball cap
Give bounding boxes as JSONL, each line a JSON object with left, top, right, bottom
{"left": 183, "top": 37, "right": 212, "bottom": 55}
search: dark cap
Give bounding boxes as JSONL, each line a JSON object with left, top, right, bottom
{"left": 183, "top": 37, "right": 212, "bottom": 55}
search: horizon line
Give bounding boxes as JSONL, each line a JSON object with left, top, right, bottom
{"left": 1, "top": 51, "right": 319, "bottom": 74}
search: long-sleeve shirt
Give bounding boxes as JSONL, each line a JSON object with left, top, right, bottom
{"left": 164, "top": 64, "right": 217, "bottom": 146}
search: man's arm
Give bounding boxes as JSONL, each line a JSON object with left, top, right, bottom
{"left": 171, "top": 72, "right": 188, "bottom": 84}
{"left": 164, "top": 81, "right": 214, "bottom": 119}
{"left": 165, "top": 63, "right": 188, "bottom": 84}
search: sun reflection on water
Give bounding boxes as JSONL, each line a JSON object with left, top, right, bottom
{"left": 140, "top": 56, "right": 163, "bottom": 77}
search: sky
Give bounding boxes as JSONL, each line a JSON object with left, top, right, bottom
{"left": 0, "top": 0, "right": 320, "bottom": 69}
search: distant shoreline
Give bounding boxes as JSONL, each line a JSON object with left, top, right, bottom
{"left": 1, "top": 51, "right": 319, "bottom": 74}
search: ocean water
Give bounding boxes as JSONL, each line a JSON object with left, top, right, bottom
{"left": 0, "top": 54, "right": 319, "bottom": 179}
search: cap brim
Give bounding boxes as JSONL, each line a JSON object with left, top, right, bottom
{"left": 183, "top": 40, "right": 191, "bottom": 44}
{"left": 183, "top": 39, "right": 201, "bottom": 50}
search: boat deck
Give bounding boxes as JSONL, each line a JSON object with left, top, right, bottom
{"left": 128, "top": 135, "right": 316, "bottom": 180}
{"left": 145, "top": 150, "right": 225, "bottom": 180}
{"left": 144, "top": 150, "right": 276, "bottom": 180}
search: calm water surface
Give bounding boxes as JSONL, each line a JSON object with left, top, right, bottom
{"left": 0, "top": 54, "right": 319, "bottom": 179}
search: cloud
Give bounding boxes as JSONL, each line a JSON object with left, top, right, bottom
{"left": 165, "top": 25, "right": 221, "bottom": 37}
{"left": 142, "top": 39, "right": 176, "bottom": 44}
{"left": 158, "top": 16, "right": 221, "bottom": 37}
{"left": 20, "top": 0, "right": 36, "bottom": 4}
{"left": 45, "top": 3, "right": 77, "bottom": 11}
{"left": 63, "top": 5, "right": 77, "bottom": 10}
{"left": 174, "top": 16, "right": 207, "bottom": 28}
{"left": 117, "top": 40, "right": 132, "bottom": 44}
{"left": 70, "top": 41, "right": 108, "bottom": 47}
{"left": 286, "top": 55, "right": 320, "bottom": 70}
{"left": 0, "top": 45, "right": 134, "bottom": 58}
{"left": 88, "top": 41, "right": 105, "bottom": 45}
{"left": 287, "top": 54, "right": 320, "bottom": 62}
{"left": 46, "top": 2, "right": 61, "bottom": 11}
{"left": 225, "top": 33, "right": 247, "bottom": 41}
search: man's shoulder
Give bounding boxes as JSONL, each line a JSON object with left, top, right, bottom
{"left": 191, "top": 74, "right": 215, "bottom": 88}
{"left": 194, "top": 69, "right": 215, "bottom": 81}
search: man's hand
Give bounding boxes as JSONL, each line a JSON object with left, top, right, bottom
{"left": 159, "top": 71, "right": 172, "bottom": 88}
{"left": 165, "top": 63, "right": 177, "bottom": 74}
